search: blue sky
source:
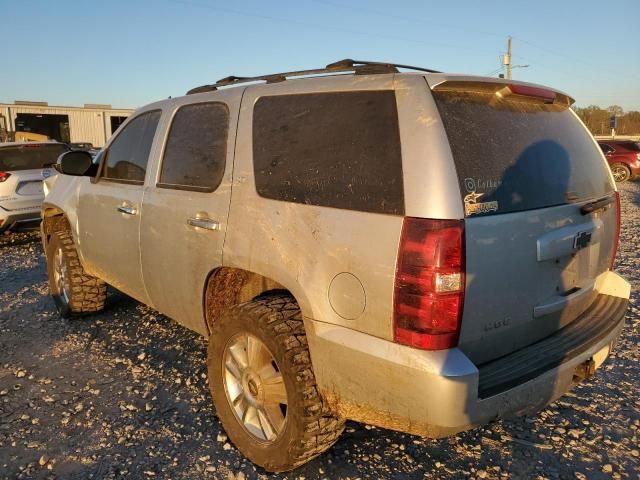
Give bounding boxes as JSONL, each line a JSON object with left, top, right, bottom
{"left": 1, "top": 0, "right": 638, "bottom": 110}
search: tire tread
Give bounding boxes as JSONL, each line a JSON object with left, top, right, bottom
{"left": 210, "top": 293, "right": 344, "bottom": 471}
{"left": 52, "top": 231, "right": 106, "bottom": 313}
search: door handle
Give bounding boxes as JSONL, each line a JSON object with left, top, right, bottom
{"left": 117, "top": 204, "right": 138, "bottom": 215}
{"left": 187, "top": 216, "right": 220, "bottom": 231}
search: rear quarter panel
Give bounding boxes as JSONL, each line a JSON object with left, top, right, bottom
{"left": 225, "top": 75, "right": 400, "bottom": 339}
{"left": 224, "top": 74, "right": 463, "bottom": 340}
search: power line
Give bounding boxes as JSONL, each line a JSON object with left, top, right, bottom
{"left": 311, "top": 0, "right": 640, "bottom": 82}
{"left": 310, "top": 0, "right": 504, "bottom": 39}
{"left": 165, "top": 0, "right": 498, "bottom": 56}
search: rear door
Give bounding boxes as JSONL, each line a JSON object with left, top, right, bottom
{"left": 0, "top": 143, "right": 65, "bottom": 212}
{"left": 139, "top": 95, "right": 237, "bottom": 336}
{"left": 429, "top": 80, "right": 618, "bottom": 364}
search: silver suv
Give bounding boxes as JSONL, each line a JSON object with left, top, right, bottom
{"left": 41, "top": 60, "right": 631, "bottom": 472}
{"left": 0, "top": 142, "right": 66, "bottom": 233}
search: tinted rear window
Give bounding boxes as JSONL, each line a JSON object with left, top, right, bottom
{"left": 253, "top": 91, "right": 404, "bottom": 215}
{"left": 0, "top": 144, "right": 68, "bottom": 171}
{"left": 159, "top": 102, "right": 229, "bottom": 192}
{"left": 433, "top": 87, "right": 614, "bottom": 217}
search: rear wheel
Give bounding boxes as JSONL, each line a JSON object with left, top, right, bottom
{"left": 46, "top": 231, "right": 106, "bottom": 318}
{"left": 610, "top": 163, "right": 631, "bottom": 182}
{"left": 207, "top": 294, "right": 344, "bottom": 472}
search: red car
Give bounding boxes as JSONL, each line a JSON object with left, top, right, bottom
{"left": 598, "top": 139, "right": 640, "bottom": 182}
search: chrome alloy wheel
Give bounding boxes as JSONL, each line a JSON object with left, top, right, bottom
{"left": 611, "top": 165, "right": 629, "bottom": 182}
{"left": 53, "top": 247, "right": 70, "bottom": 304}
{"left": 222, "top": 333, "right": 288, "bottom": 442}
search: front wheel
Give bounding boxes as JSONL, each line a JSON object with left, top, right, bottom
{"left": 207, "top": 294, "right": 344, "bottom": 472}
{"left": 610, "top": 163, "right": 631, "bottom": 182}
{"left": 46, "top": 231, "right": 106, "bottom": 318}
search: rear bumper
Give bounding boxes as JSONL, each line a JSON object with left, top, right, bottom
{"left": 0, "top": 206, "right": 42, "bottom": 232}
{"left": 306, "top": 271, "right": 630, "bottom": 438}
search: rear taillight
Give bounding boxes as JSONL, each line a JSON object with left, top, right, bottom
{"left": 610, "top": 192, "right": 621, "bottom": 270}
{"left": 0, "top": 172, "right": 10, "bottom": 183}
{"left": 393, "top": 217, "right": 465, "bottom": 350}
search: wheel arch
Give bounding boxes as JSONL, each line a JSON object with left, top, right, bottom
{"left": 202, "top": 266, "right": 313, "bottom": 335}
{"left": 610, "top": 162, "right": 631, "bottom": 182}
{"left": 41, "top": 205, "right": 72, "bottom": 247}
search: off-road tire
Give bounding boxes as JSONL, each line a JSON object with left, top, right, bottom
{"left": 207, "top": 293, "right": 344, "bottom": 472}
{"left": 610, "top": 163, "right": 631, "bottom": 183}
{"left": 46, "top": 231, "right": 106, "bottom": 318}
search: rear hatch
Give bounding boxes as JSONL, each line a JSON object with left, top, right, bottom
{"left": 0, "top": 143, "right": 64, "bottom": 211}
{"left": 429, "top": 80, "right": 618, "bottom": 365}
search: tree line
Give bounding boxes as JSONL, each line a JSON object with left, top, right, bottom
{"left": 573, "top": 105, "right": 640, "bottom": 136}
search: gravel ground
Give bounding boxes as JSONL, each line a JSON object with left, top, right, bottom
{"left": 0, "top": 182, "right": 638, "bottom": 480}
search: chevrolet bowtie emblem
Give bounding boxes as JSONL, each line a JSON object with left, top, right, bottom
{"left": 573, "top": 231, "right": 592, "bottom": 250}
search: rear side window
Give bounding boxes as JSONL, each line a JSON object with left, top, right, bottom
{"left": 599, "top": 144, "right": 614, "bottom": 154}
{"left": 0, "top": 143, "right": 68, "bottom": 171}
{"left": 158, "top": 102, "right": 229, "bottom": 192}
{"left": 253, "top": 91, "right": 404, "bottom": 215}
{"left": 433, "top": 86, "right": 614, "bottom": 217}
{"left": 103, "top": 110, "right": 161, "bottom": 183}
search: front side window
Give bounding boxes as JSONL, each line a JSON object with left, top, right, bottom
{"left": 102, "top": 110, "right": 161, "bottom": 183}
{"left": 158, "top": 102, "right": 229, "bottom": 192}
{"left": 618, "top": 141, "right": 640, "bottom": 152}
{"left": 252, "top": 91, "right": 404, "bottom": 215}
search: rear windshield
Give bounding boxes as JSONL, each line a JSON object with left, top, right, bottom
{"left": 0, "top": 144, "right": 68, "bottom": 171}
{"left": 432, "top": 86, "right": 614, "bottom": 217}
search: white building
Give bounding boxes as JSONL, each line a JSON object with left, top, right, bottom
{"left": 0, "top": 101, "right": 134, "bottom": 147}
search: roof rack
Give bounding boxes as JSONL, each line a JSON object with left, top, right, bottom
{"left": 186, "top": 59, "right": 441, "bottom": 95}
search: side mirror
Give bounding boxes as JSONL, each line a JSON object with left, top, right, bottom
{"left": 55, "top": 150, "right": 94, "bottom": 176}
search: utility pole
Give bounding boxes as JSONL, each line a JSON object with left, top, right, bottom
{"left": 504, "top": 36, "right": 512, "bottom": 80}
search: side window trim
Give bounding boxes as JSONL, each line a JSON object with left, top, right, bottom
{"left": 96, "top": 109, "right": 162, "bottom": 185}
{"left": 156, "top": 101, "right": 230, "bottom": 193}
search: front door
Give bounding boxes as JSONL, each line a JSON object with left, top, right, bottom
{"left": 77, "top": 109, "right": 162, "bottom": 304}
{"left": 140, "top": 95, "right": 238, "bottom": 335}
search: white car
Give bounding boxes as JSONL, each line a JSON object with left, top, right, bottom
{"left": 0, "top": 141, "right": 67, "bottom": 232}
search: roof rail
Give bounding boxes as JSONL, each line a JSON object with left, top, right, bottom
{"left": 186, "top": 59, "right": 441, "bottom": 95}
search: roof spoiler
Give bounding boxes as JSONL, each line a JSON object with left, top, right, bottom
{"left": 431, "top": 80, "right": 575, "bottom": 107}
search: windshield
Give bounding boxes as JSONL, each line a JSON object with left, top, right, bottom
{"left": 0, "top": 143, "right": 68, "bottom": 171}
{"left": 432, "top": 86, "right": 614, "bottom": 217}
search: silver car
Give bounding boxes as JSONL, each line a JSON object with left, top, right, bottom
{"left": 0, "top": 141, "right": 66, "bottom": 233}
{"left": 41, "top": 60, "right": 631, "bottom": 472}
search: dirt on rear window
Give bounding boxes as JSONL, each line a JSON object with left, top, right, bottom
{"left": 433, "top": 89, "right": 614, "bottom": 217}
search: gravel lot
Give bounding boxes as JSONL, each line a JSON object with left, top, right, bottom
{"left": 1, "top": 182, "right": 638, "bottom": 480}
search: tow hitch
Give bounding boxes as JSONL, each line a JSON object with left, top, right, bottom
{"left": 573, "top": 343, "right": 612, "bottom": 383}
{"left": 573, "top": 358, "right": 596, "bottom": 382}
